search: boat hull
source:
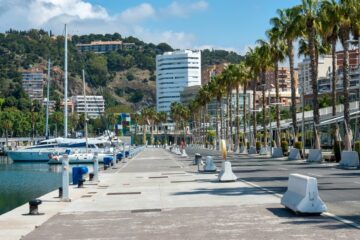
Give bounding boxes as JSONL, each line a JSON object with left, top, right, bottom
{"left": 7, "top": 150, "right": 54, "bottom": 162}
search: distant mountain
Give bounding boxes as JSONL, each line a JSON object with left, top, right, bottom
{"left": 0, "top": 29, "right": 244, "bottom": 112}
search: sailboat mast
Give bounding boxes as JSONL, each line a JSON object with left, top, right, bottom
{"left": 45, "top": 58, "right": 51, "bottom": 139}
{"left": 64, "top": 24, "right": 68, "bottom": 138}
{"left": 82, "top": 69, "right": 88, "bottom": 153}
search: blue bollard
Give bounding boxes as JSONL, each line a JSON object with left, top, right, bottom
{"left": 103, "top": 156, "right": 113, "bottom": 169}
{"left": 72, "top": 166, "right": 88, "bottom": 185}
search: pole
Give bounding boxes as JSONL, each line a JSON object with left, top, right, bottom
{"left": 61, "top": 154, "right": 70, "bottom": 201}
{"left": 64, "top": 24, "right": 68, "bottom": 138}
{"left": 45, "top": 58, "right": 51, "bottom": 139}
{"left": 93, "top": 152, "right": 99, "bottom": 182}
{"left": 82, "top": 69, "right": 88, "bottom": 153}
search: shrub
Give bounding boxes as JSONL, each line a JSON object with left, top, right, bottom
{"left": 256, "top": 141, "right": 261, "bottom": 151}
{"left": 271, "top": 140, "right": 276, "bottom": 147}
{"left": 246, "top": 142, "right": 250, "bottom": 149}
{"left": 294, "top": 141, "right": 302, "bottom": 150}
{"left": 354, "top": 141, "right": 360, "bottom": 158}
{"left": 333, "top": 141, "right": 343, "bottom": 162}
{"left": 281, "top": 140, "right": 289, "bottom": 153}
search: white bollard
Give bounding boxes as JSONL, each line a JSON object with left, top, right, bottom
{"left": 61, "top": 154, "right": 70, "bottom": 202}
{"left": 288, "top": 148, "right": 301, "bottom": 160}
{"left": 218, "top": 161, "right": 237, "bottom": 182}
{"left": 181, "top": 149, "right": 188, "bottom": 158}
{"left": 307, "top": 149, "right": 322, "bottom": 163}
{"left": 339, "top": 151, "right": 359, "bottom": 168}
{"left": 272, "top": 147, "right": 283, "bottom": 158}
{"left": 203, "top": 156, "right": 217, "bottom": 172}
{"left": 281, "top": 173, "right": 327, "bottom": 213}
{"left": 248, "top": 146, "right": 257, "bottom": 154}
{"left": 259, "top": 147, "right": 269, "bottom": 155}
{"left": 93, "top": 152, "right": 99, "bottom": 182}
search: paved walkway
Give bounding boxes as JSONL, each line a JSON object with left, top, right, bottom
{"left": 15, "top": 148, "right": 360, "bottom": 239}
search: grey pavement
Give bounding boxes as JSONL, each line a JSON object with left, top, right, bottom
{"left": 21, "top": 147, "right": 359, "bottom": 240}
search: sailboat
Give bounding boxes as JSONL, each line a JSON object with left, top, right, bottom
{"left": 48, "top": 69, "right": 114, "bottom": 164}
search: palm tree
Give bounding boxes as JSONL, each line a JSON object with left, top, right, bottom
{"left": 212, "top": 75, "right": 226, "bottom": 143}
{"left": 319, "top": 0, "right": 341, "bottom": 117}
{"left": 245, "top": 48, "right": 261, "bottom": 145}
{"left": 271, "top": 6, "right": 302, "bottom": 145}
{"left": 267, "top": 27, "right": 287, "bottom": 147}
{"left": 338, "top": 0, "right": 359, "bottom": 150}
{"left": 256, "top": 40, "right": 273, "bottom": 146}
{"left": 298, "top": 0, "right": 321, "bottom": 149}
{"left": 239, "top": 63, "right": 251, "bottom": 145}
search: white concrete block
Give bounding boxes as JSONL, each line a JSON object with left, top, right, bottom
{"left": 272, "top": 147, "right": 283, "bottom": 158}
{"left": 203, "top": 156, "right": 217, "bottom": 172}
{"left": 248, "top": 146, "right": 257, "bottom": 155}
{"left": 288, "top": 148, "right": 301, "bottom": 160}
{"left": 307, "top": 149, "right": 322, "bottom": 163}
{"left": 218, "top": 161, "right": 237, "bottom": 182}
{"left": 339, "top": 151, "right": 359, "bottom": 168}
{"left": 259, "top": 147, "right": 269, "bottom": 155}
{"left": 181, "top": 149, "right": 188, "bottom": 158}
{"left": 281, "top": 173, "right": 327, "bottom": 213}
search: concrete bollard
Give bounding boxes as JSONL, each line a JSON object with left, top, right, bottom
{"left": 218, "top": 161, "right": 237, "bottom": 182}
{"left": 307, "top": 149, "right": 322, "bottom": 163}
{"left": 259, "top": 147, "right": 269, "bottom": 155}
{"left": 203, "top": 156, "right": 217, "bottom": 172}
{"left": 248, "top": 146, "right": 257, "bottom": 154}
{"left": 339, "top": 151, "right": 360, "bottom": 168}
{"left": 288, "top": 148, "right": 301, "bottom": 160}
{"left": 281, "top": 173, "right": 327, "bottom": 213}
{"left": 181, "top": 149, "right": 188, "bottom": 158}
{"left": 93, "top": 152, "right": 99, "bottom": 182}
{"left": 272, "top": 147, "right": 283, "bottom": 158}
{"left": 113, "top": 150, "right": 117, "bottom": 165}
{"left": 89, "top": 173, "right": 94, "bottom": 181}
{"left": 61, "top": 154, "right": 70, "bottom": 202}
{"left": 28, "top": 199, "right": 42, "bottom": 215}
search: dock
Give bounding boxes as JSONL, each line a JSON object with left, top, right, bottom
{"left": 0, "top": 147, "right": 359, "bottom": 240}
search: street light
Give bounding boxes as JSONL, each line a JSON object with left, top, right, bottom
{"left": 346, "top": 38, "right": 360, "bottom": 140}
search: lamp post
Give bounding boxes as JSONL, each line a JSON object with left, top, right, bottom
{"left": 346, "top": 38, "right": 360, "bottom": 140}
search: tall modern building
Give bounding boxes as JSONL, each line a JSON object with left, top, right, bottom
{"left": 21, "top": 69, "right": 44, "bottom": 101}
{"left": 156, "top": 50, "right": 201, "bottom": 113}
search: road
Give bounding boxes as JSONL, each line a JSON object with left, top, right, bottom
{"left": 186, "top": 147, "right": 360, "bottom": 225}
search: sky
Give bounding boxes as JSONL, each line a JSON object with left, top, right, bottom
{"left": 0, "top": 0, "right": 301, "bottom": 55}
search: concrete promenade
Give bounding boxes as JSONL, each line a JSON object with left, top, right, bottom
{"left": 1, "top": 148, "right": 359, "bottom": 239}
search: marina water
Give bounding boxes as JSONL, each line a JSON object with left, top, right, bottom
{"left": 0, "top": 156, "right": 95, "bottom": 215}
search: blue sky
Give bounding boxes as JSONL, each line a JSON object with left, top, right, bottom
{"left": 0, "top": 0, "right": 301, "bottom": 55}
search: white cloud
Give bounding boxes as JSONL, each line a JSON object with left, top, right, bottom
{"left": 118, "top": 3, "right": 155, "bottom": 23}
{"left": 161, "top": 1, "right": 208, "bottom": 18}
{"left": 0, "top": 0, "right": 209, "bottom": 49}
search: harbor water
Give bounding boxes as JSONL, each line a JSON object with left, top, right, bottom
{"left": 0, "top": 156, "right": 94, "bottom": 215}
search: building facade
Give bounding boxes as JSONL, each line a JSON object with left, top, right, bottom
{"left": 76, "top": 41, "right": 135, "bottom": 53}
{"left": 298, "top": 55, "right": 332, "bottom": 95}
{"left": 336, "top": 49, "right": 359, "bottom": 71}
{"left": 156, "top": 50, "right": 201, "bottom": 113}
{"left": 72, "top": 95, "right": 105, "bottom": 118}
{"left": 21, "top": 69, "right": 44, "bottom": 101}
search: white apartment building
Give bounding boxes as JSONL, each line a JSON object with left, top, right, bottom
{"left": 298, "top": 55, "right": 332, "bottom": 94}
{"left": 22, "top": 70, "right": 44, "bottom": 101}
{"left": 156, "top": 50, "right": 201, "bottom": 113}
{"left": 72, "top": 95, "right": 105, "bottom": 118}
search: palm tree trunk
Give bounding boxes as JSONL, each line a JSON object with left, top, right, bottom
{"left": 342, "top": 37, "right": 352, "bottom": 151}
{"left": 275, "top": 61, "right": 281, "bottom": 147}
{"left": 219, "top": 98, "right": 224, "bottom": 140}
{"left": 216, "top": 100, "right": 219, "bottom": 150}
{"left": 288, "top": 39, "right": 298, "bottom": 145}
{"left": 262, "top": 70, "right": 267, "bottom": 147}
{"left": 143, "top": 125, "right": 146, "bottom": 145}
{"left": 235, "top": 85, "right": 240, "bottom": 152}
{"left": 226, "top": 95, "right": 229, "bottom": 142}
{"left": 331, "top": 38, "right": 339, "bottom": 145}
{"left": 229, "top": 90, "right": 233, "bottom": 150}
{"left": 308, "top": 25, "right": 320, "bottom": 149}
{"left": 243, "top": 84, "right": 247, "bottom": 142}
{"left": 253, "top": 81, "right": 257, "bottom": 145}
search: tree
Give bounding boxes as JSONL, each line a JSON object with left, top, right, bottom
{"left": 271, "top": 6, "right": 302, "bottom": 145}
{"left": 267, "top": 27, "right": 287, "bottom": 147}
{"left": 338, "top": 0, "right": 359, "bottom": 150}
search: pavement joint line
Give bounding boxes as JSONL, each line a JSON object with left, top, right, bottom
{"left": 354, "top": 181, "right": 360, "bottom": 185}
{"left": 308, "top": 173, "right": 322, "bottom": 178}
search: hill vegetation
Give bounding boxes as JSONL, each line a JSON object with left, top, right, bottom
{"left": 0, "top": 29, "right": 243, "bottom": 138}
